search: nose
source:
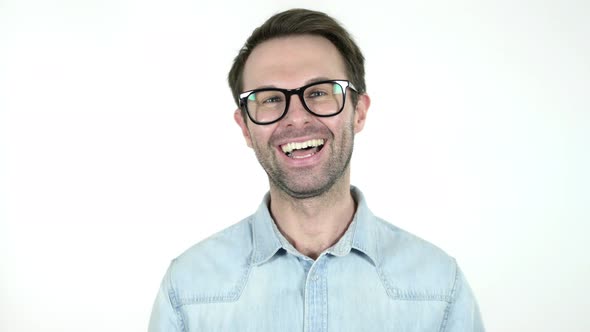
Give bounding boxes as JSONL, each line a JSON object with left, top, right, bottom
{"left": 282, "top": 94, "right": 311, "bottom": 127}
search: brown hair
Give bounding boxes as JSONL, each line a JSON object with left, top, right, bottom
{"left": 227, "top": 8, "right": 366, "bottom": 108}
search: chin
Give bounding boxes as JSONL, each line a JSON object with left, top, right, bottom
{"left": 274, "top": 178, "right": 338, "bottom": 200}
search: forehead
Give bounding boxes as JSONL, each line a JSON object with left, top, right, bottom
{"left": 242, "top": 35, "right": 347, "bottom": 91}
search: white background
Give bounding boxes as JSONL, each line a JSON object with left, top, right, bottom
{"left": 1, "top": 0, "right": 589, "bottom": 331}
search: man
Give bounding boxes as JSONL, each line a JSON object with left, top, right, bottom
{"left": 149, "top": 8, "right": 484, "bottom": 331}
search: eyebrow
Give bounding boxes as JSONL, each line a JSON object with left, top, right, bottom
{"left": 305, "top": 77, "right": 331, "bottom": 85}
{"left": 250, "top": 77, "right": 332, "bottom": 90}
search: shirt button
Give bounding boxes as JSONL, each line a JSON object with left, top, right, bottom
{"left": 311, "top": 274, "right": 319, "bottom": 281}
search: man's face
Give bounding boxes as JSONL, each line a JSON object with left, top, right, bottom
{"left": 235, "top": 35, "right": 369, "bottom": 199}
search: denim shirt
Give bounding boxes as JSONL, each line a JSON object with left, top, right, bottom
{"left": 149, "top": 187, "right": 484, "bottom": 331}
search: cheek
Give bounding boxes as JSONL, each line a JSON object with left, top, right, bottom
{"left": 249, "top": 127, "right": 275, "bottom": 149}
{"left": 333, "top": 112, "right": 356, "bottom": 135}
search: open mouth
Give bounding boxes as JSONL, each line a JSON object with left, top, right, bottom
{"left": 280, "top": 139, "right": 325, "bottom": 159}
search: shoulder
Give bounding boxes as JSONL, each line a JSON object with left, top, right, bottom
{"left": 372, "top": 216, "right": 458, "bottom": 301}
{"left": 165, "top": 217, "right": 254, "bottom": 304}
{"left": 175, "top": 217, "right": 254, "bottom": 266}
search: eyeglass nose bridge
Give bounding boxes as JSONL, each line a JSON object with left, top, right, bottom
{"left": 281, "top": 86, "right": 314, "bottom": 117}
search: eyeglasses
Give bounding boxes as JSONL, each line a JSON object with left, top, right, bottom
{"left": 238, "top": 79, "right": 357, "bottom": 125}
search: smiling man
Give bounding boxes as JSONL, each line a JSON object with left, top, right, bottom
{"left": 149, "top": 9, "right": 484, "bottom": 332}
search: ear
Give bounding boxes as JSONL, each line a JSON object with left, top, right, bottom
{"left": 353, "top": 93, "right": 370, "bottom": 134}
{"left": 234, "top": 108, "right": 253, "bottom": 148}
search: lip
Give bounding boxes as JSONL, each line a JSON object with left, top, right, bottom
{"left": 275, "top": 137, "right": 327, "bottom": 167}
{"left": 275, "top": 136, "right": 326, "bottom": 147}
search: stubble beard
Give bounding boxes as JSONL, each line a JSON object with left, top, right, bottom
{"left": 253, "top": 122, "right": 355, "bottom": 200}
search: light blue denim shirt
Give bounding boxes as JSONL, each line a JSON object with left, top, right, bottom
{"left": 149, "top": 187, "right": 484, "bottom": 331}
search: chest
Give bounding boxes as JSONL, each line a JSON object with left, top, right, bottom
{"left": 176, "top": 259, "right": 448, "bottom": 332}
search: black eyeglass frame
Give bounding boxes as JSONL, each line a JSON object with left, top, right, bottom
{"left": 238, "top": 79, "right": 358, "bottom": 125}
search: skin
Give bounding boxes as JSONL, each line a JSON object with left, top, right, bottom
{"left": 234, "top": 35, "right": 370, "bottom": 259}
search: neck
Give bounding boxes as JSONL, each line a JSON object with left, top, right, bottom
{"left": 268, "top": 175, "right": 356, "bottom": 260}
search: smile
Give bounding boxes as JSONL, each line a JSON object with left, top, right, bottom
{"left": 280, "top": 139, "right": 325, "bottom": 159}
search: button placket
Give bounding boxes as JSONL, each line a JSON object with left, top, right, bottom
{"left": 304, "top": 255, "right": 329, "bottom": 332}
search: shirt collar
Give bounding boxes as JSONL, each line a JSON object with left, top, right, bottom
{"left": 251, "top": 186, "right": 379, "bottom": 266}
{"left": 250, "top": 192, "right": 284, "bottom": 265}
{"left": 325, "top": 187, "right": 378, "bottom": 265}
{"left": 347, "top": 186, "right": 379, "bottom": 265}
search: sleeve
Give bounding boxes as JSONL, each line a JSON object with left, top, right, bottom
{"left": 440, "top": 264, "right": 485, "bottom": 332}
{"left": 148, "top": 264, "right": 183, "bottom": 332}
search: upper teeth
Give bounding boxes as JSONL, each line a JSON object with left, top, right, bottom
{"left": 281, "top": 139, "right": 325, "bottom": 154}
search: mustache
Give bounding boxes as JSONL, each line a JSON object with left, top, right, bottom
{"left": 269, "top": 126, "right": 332, "bottom": 145}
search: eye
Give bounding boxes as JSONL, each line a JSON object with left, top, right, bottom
{"left": 253, "top": 90, "right": 284, "bottom": 104}
{"left": 307, "top": 89, "right": 329, "bottom": 98}
{"left": 262, "top": 95, "right": 283, "bottom": 104}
